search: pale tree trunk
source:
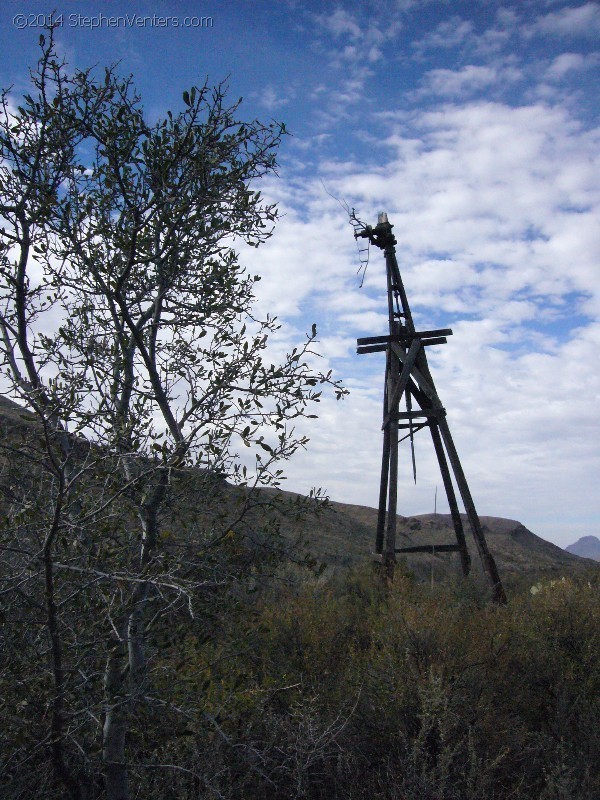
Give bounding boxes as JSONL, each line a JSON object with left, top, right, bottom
{"left": 44, "top": 494, "right": 84, "bottom": 800}
{"left": 103, "top": 641, "right": 129, "bottom": 800}
{"left": 102, "top": 474, "right": 167, "bottom": 800}
{"left": 102, "top": 588, "right": 148, "bottom": 800}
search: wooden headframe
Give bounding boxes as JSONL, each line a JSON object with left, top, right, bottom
{"left": 356, "top": 213, "right": 507, "bottom": 604}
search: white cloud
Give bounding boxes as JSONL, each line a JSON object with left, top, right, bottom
{"left": 534, "top": 2, "right": 600, "bottom": 37}
{"left": 256, "top": 85, "right": 292, "bottom": 111}
{"left": 419, "top": 64, "right": 517, "bottom": 98}
{"left": 316, "top": 8, "right": 362, "bottom": 40}
{"left": 308, "top": 6, "right": 403, "bottom": 123}
{"left": 413, "top": 17, "right": 475, "bottom": 55}
{"left": 545, "top": 51, "right": 600, "bottom": 79}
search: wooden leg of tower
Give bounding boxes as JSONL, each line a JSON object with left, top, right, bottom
{"left": 385, "top": 420, "right": 398, "bottom": 580}
{"left": 429, "top": 422, "right": 471, "bottom": 577}
{"left": 436, "top": 417, "right": 507, "bottom": 604}
{"left": 376, "top": 425, "right": 390, "bottom": 555}
{"left": 384, "top": 357, "right": 400, "bottom": 580}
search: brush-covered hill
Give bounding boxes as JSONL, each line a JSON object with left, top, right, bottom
{"left": 1, "top": 394, "right": 596, "bottom": 587}
{"left": 274, "top": 493, "right": 598, "bottom": 585}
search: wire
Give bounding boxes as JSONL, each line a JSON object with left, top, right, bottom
{"left": 348, "top": 208, "right": 370, "bottom": 287}
{"left": 319, "top": 181, "right": 371, "bottom": 288}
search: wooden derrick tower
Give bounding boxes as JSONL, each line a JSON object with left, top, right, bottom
{"left": 355, "top": 213, "right": 506, "bottom": 604}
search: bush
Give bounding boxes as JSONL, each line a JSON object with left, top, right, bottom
{"left": 176, "top": 569, "right": 599, "bottom": 799}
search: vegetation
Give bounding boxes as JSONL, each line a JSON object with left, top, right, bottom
{"left": 3, "top": 550, "right": 598, "bottom": 798}
{"left": 177, "top": 568, "right": 599, "bottom": 800}
{"left": 132, "top": 568, "right": 600, "bottom": 799}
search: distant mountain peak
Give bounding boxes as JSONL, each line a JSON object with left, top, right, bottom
{"left": 565, "top": 536, "right": 600, "bottom": 562}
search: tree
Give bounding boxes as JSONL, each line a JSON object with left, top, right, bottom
{"left": 0, "top": 29, "right": 345, "bottom": 799}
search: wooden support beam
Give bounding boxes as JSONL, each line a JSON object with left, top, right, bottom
{"left": 387, "top": 338, "right": 422, "bottom": 412}
{"left": 383, "top": 408, "right": 442, "bottom": 430}
{"left": 395, "top": 409, "right": 442, "bottom": 420}
{"left": 436, "top": 417, "right": 507, "bottom": 604}
{"left": 380, "top": 269, "right": 399, "bottom": 579}
{"left": 357, "top": 343, "right": 390, "bottom": 354}
{"left": 357, "top": 337, "right": 447, "bottom": 354}
{"left": 399, "top": 424, "right": 428, "bottom": 445}
{"left": 385, "top": 348, "right": 400, "bottom": 575}
{"left": 395, "top": 544, "right": 461, "bottom": 554}
{"left": 406, "top": 328, "right": 452, "bottom": 341}
{"left": 390, "top": 342, "right": 440, "bottom": 402}
{"left": 429, "top": 422, "right": 471, "bottom": 577}
{"left": 357, "top": 328, "right": 452, "bottom": 346}
{"left": 381, "top": 409, "right": 438, "bottom": 431}
{"left": 357, "top": 335, "right": 396, "bottom": 346}
{"left": 376, "top": 424, "right": 390, "bottom": 555}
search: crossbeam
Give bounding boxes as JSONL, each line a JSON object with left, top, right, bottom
{"left": 357, "top": 328, "right": 452, "bottom": 346}
{"left": 357, "top": 337, "right": 447, "bottom": 354}
{"left": 395, "top": 544, "right": 461, "bottom": 554}
{"left": 382, "top": 409, "right": 443, "bottom": 430}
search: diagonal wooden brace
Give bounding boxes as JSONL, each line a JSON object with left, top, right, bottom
{"left": 387, "top": 338, "right": 421, "bottom": 415}
{"left": 390, "top": 341, "right": 441, "bottom": 404}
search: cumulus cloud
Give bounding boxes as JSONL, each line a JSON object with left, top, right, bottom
{"left": 418, "top": 64, "right": 520, "bottom": 98}
{"left": 533, "top": 2, "right": 600, "bottom": 37}
{"left": 545, "top": 50, "right": 600, "bottom": 79}
{"left": 256, "top": 84, "right": 292, "bottom": 111}
{"left": 316, "top": 7, "right": 362, "bottom": 40}
{"left": 413, "top": 17, "right": 475, "bottom": 55}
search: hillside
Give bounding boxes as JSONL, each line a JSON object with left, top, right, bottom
{"left": 276, "top": 494, "right": 598, "bottom": 585}
{"left": 1, "top": 395, "right": 596, "bottom": 587}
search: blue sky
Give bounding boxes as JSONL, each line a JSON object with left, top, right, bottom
{"left": 1, "top": 1, "right": 599, "bottom": 547}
